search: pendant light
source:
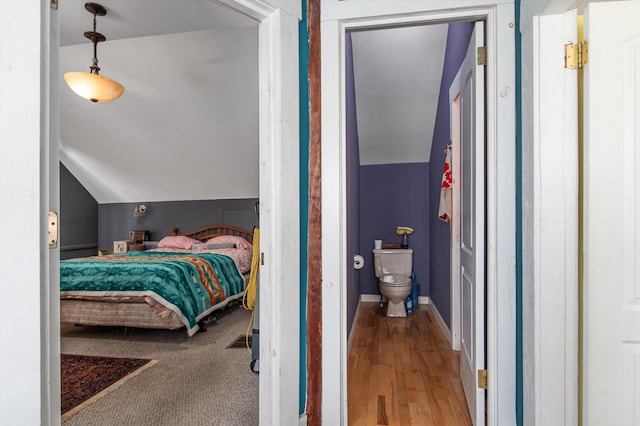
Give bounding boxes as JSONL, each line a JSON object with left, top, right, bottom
{"left": 64, "top": 2, "right": 124, "bottom": 103}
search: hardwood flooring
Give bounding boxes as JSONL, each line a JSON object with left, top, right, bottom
{"left": 348, "top": 302, "right": 473, "bottom": 426}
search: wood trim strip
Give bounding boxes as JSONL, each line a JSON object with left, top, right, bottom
{"left": 171, "top": 225, "right": 254, "bottom": 243}
{"left": 306, "top": 0, "right": 322, "bottom": 424}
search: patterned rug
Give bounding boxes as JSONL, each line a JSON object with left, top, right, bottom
{"left": 61, "top": 354, "right": 158, "bottom": 421}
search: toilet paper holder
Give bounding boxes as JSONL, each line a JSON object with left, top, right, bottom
{"left": 353, "top": 254, "right": 365, "bottom": 269}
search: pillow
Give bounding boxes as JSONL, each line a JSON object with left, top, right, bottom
{"left": 157, "top": 235, "right": 201, "bottom": 250}
{"left": 206, "top": 243, "right": 236, "bottom": 249}
{"left": 205, "top": 235, "right": 252, "bottom": 251}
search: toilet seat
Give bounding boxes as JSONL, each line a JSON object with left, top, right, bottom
{"left": 380, "top": 274, "right": 411, "bottom": 287}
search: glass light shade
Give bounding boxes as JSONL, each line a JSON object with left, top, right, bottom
{"left": 64, "top": 71, "right": 124, "bottom": 103}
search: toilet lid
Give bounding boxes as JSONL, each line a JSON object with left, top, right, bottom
{"left": 381, "top": 274, "right": 411, "bottom": 286}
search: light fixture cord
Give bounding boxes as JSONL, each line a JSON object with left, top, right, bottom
{"left": 90, "top": 12, "right": 100, "bottom": 75}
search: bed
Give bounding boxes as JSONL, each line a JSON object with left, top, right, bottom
{"left": 60, "top": 225, "right": 255, "bottom": 336}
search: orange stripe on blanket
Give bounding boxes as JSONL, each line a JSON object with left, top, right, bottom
{"left": 181, "top": 257, "right": 225, "bottom": 303}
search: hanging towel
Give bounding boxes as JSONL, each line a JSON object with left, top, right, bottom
{"left": 439, "top": 147, "right": 453, "bottom": 226}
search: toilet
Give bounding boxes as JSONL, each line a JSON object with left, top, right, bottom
{"left": 373, "top": 248, "right": 413, "bottom": 317}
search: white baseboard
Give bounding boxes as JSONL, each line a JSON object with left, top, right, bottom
{"left": 360, "top": 294, "right": 382, "bottom": 303}
{"left": 347, "top": 299, "right": 362, "bottom": 355}
{"left": 361, "top": 294, "right": 430, "bottom": 306}
{"left": 428, "top": 299, "right": 452, "bottom": 345}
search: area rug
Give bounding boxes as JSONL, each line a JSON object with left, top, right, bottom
{"left": 61, "top": 354, "right": 158, "bottom": 421}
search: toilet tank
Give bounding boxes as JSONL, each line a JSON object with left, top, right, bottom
{"left": 373, "top": 249, "right": 413, "bottom": 278}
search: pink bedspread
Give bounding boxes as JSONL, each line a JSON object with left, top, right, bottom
{"left": 146, "top": 247, "right": 252, "bottom": 274}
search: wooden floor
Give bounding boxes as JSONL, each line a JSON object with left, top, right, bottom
{"left": 348, "top": 302, "right": 472, "bottom": 426}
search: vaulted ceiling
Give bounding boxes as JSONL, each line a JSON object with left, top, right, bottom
{"left": 59, "top": 0, "right": 259, "bottom": 204}
{"left": 351, "top": 24, "right": 448, "bottom": 165}
{"left": 59, "top": 1, "right": 448, "bottom": 204}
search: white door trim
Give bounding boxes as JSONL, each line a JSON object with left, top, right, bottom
{"left": 247, "top": 5, "right": 301, "bottom": 425}
{"left": 524, "top": 11, "right": 579, "bottom": 425}
{"left": 0, "top": 1, "right": 299, "bottom": 425}
{"left": 321, "top": 4, "right": 516, "bottom": 425}
{"left": 0, "top": 2, "right": 56, "bottom": 424}
{"left": 449, "top": 67, "right": 463, "bottom": 352}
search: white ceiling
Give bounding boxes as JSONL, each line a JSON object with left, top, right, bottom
{"left": 351, "top": 24, "right": 448, "bottom": 165}
{"left": 58, "top": 1, "right": 448, "bottom": 204}
{"left": 59, "top": 1, "right": 259, "bottom": 204}
{"left": 59, "top": 0, "right": 256, "bottom": 46}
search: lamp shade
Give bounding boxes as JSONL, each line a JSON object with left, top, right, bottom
{"left": 64, "top": 71, "right": 124, "bottom": 103}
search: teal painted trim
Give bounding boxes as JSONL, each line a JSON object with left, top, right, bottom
{"left": 298, "top": 0, "right": 309, "bottom": 415}
{"left": 515, "top": 0, "right": 523, "bottom": 424}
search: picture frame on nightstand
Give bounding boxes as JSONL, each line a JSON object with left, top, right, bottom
{"left": 129, "top": 230, "right": 149, "bottom": 243}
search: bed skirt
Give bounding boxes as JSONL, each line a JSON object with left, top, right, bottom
{"left": 60, "top": 299, "right": 185, "bottom": 330}
{"left": 61, "top": 275, "right": 249, "bottom": 332}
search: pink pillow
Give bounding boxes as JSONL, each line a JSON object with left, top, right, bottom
{"left": 157, "top": 235, "right": 201, "bottom": 250}
{"left": 205, "top": 235, "right": 252, "bottom": 251}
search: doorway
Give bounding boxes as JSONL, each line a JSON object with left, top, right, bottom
{"left": 320, "top": 4, "right": 516, "bottom": 425}
{"left": 43, "top": 1, "right": 300, "bottom": 424}
{"left": 345, "top": 17, "right": 486, "bottom": 424}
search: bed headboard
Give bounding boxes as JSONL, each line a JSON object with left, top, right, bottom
{"left": 172, "top": 225, "right": 254, "bottom": 243}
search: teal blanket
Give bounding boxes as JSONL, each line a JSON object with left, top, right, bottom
{"left": 60, "top": 251, "right": 244, "bottom": 334}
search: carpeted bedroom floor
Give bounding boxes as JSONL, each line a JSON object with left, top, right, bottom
{"left": 60, "top": 303, "right": 258, "bottom": 426}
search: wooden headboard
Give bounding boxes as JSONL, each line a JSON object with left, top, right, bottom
{"left": 172, "top": 225, "right": 254, "bottom": 243}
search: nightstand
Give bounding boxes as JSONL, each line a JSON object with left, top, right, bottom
{"left": 113, "top": 240, "right": 129, "bottom": 253}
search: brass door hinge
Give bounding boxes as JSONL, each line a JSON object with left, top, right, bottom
{"left": 478, "top": 369, "right": 488, "bottom": 389}
{"left": 477, "top": 46, "right": 487, "bottom": 66}
{"left": 564, "top": 40, "right": 588, "bottom": 69}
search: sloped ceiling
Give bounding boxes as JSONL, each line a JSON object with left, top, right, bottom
{"left": 59, "top": 1, "right": 448, "bottom": 204}
{"left": 351, "top": 24, "right": 448, "bottom": 165}
{"left": 59, "top": 0, "right": 258, "bottom": 204}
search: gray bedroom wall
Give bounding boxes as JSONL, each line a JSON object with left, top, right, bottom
{"left": 62, "top": 162, "right": 258, "bottom": 258}
{"left": 98, "top": 198, "right": 259, "bottom": 252}
{"left": 60, "top": 163, "right": 99, "bottom": 260}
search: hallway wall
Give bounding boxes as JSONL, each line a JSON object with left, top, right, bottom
{"left": 346, "top": 33, "right": 361, "bottom": 335}
{"left": 428, "top": 22, "right": 474, "bottom": 327}
{"left": 60, "top": 163, "right": 98, "bottom": 260}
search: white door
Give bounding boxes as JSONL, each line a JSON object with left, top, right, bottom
{"left": 582, "top": 2, "right": 640, "bottom": 424}
{"left": 459, "top": 21, "right": 486, "bottom": 426}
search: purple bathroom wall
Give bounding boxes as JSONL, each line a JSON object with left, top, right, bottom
{"left": 346, "top": 32, "right": 361, "bottom": 335}
{"left": 359, "top": 163, "right": 430, "bottom": 298}
{"left": 428, "top": 22, "right": 474, "bottom": 327}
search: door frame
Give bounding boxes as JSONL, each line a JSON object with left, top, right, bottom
{"left": 321, "top": 3, "right": 516, "bottom": 425}
{"left": 449, "top": 68, "right": 463, "bottom": 351}
{"left": 0, "top": 1, "right": 300, "bottom": 424}
{"left": 520, "top": 10, "right": 579, "bottom": 425}
{"left": 240, "top": 4, "right": 301, "bottom": 425}
{"left": 229, "top": 4, "right": 301, "bottom": 424}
